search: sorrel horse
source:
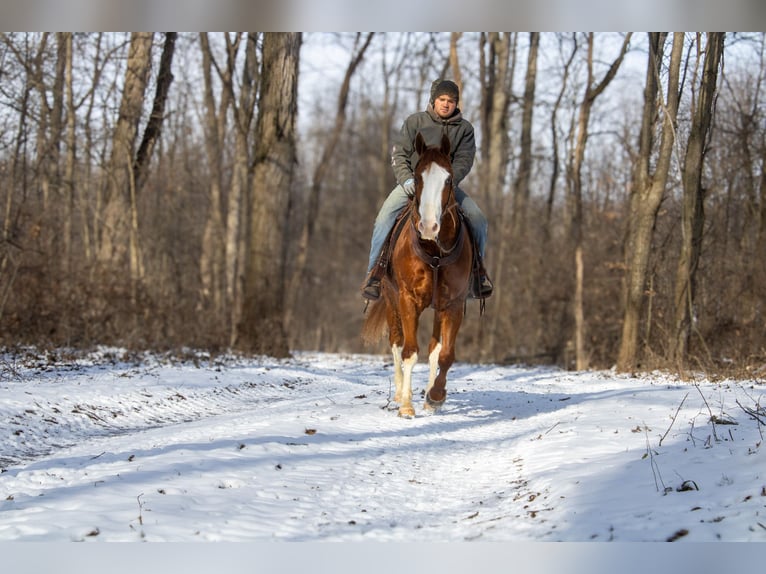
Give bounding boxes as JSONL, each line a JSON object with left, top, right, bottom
{"left": 362, "top": 132, "right": 473, "bottom": 417}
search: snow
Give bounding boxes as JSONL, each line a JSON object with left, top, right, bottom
{"left": 1, "top": 348, "right": 765, "bottom": 547}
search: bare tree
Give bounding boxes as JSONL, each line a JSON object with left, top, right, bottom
{"left": 238, "top": 33, "right": 301, "bottom": 357}
{"left": 477, "top": 32, "right": 515, "bottom": 358}
{"left": 567, "top": 32, "right": 632, "bottom": 370}
{"left": 29, "top": 33, "right": 60, "bottom": 211}
{"left": 616, "top": 33, "right": 684, "bottom": 372}
{"left": 198, "top": 32, "right": 233, "bottom": 316}
{"left": 545, "top": 34, "right": 578, "bottom": 232}
{"left": 97, "top": 32, "right": 154, "bottom": 282}
{"left": 226, "top": 33, "right": 260, "bottom": 346}
{"left": 0, "top": 34, "right": 35, "bottom": 325}
{"left": 478, "top": 32, "right": 515, "bottom": 213}
{"left": 79, "top": 33, "right": 105, "bottom": 264}
{"left": 670, "top": 32, "right": 725, "bottom": 368}
{"left": 285, "top": 33, "right": 374, "bottom": 334}
{"left": 134, "top": 32, "right": 177, "bottom": 193}
{"left": 63, "top": 33, "right": 75, "bottom": 272}
{"left": 449, "top": 32, "right": 463, "bottom": 88}
{"left": 511, "top": 32, "right": 540, "bottom": 239}
{"left": 376, "top": 33, "right": 410, "bottom": 201}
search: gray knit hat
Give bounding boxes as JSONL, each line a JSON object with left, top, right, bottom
{"left": 430, "top": 79, "right": 460, "bottom": 105}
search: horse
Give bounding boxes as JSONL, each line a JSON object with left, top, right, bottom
{"left": 362, "top": 132, "right": 474, "bottom": 418}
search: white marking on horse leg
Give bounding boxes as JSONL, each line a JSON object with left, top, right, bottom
{"left": 391, "top": 344, "right": 403, "bottom": 403}
{"left": 399, "top": 350, "right": 417, "bottom": 418}
{"left": 425, "top": 342, "right": 442, "bottom": 398}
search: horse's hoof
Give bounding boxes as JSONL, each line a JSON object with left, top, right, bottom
{"left": 398, "top": 405, "right": 416, "bottom": 418}
{"left": 424, "top": 393, "right": 445, "bottom": 412}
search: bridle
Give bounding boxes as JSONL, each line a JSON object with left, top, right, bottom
{"left": 409, "top": 182, "right": 466, "bottom": 309}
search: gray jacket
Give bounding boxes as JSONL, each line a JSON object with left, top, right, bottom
{"left": 390, "top": 104, "right": 476, "bottom": 188}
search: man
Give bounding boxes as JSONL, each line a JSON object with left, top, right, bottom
{"left": 362, "top": 79, "right": 492, "bottom": 300}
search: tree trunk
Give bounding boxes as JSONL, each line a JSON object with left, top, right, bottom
{"left": 377, "top": 33, "right": 408, "bottom": 202}
{"left": 227, "top": 33, "right": 259, "bottom": 346}
{"left": 0, "top": 38, "right": 33, "bottom": 324}
{"left": 545, "top": 34, "right": 578, "bottom": 235}
{"left": 500, "top": 33, "right": 540, "bottom": 361}
{"left": 31, "top": 33, "right": 56, "bottom": 211}
{"left": 616, "top": 33, "right": 682, "bottom": 372}
{"left": 479, "top": 32, "right": 515, "bottom": 359}
{"left": 479, "top": 33, "right": 514, "bottom": 215}
{"left": 198, "top": 32, "right": 232, "bottom": 316}
{"left": 670, "top": 32, "right": 725, "bottom": 368}
{"left": 98, "top": 32, "right": 154, "bottom": 278}
{"left": 134, "top": 32, "right": 176, "bottom": 192}
{"left": 80, "top": 33, "right": 104, "bottom": 264}
{"left": 449, "top": 32, "right": 463, "bottom": 88}
{"left": 511, "top": 32, "right": 539, "bottom": 239}
{"left": 759, "top": 144, "right": 766, "bottom": 253}
{"left": 568, "top": 32, "right": 632, "bottom": 370}
{"left": 49, "top": 33, "right": 66, "bottom": 215}
{"left": 63, "top": 33, "right": 75, "bottom": 273}
{"left": 238, "top": 33, "right": 301, "bottom": 357}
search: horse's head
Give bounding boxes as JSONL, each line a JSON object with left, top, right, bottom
{"left": 413, "top": 132, "right": 453, "bottom": 242}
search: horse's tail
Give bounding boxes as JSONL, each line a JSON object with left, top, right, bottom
{"left": 361, "top": 298, "right": 388, "bottom": 345}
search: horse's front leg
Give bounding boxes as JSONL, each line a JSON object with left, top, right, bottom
{"left": 397, "top": 296, "right": 420, "bottom": 418}
{"left": 424, "top": 305, "right": 463, "bottom": 412}
{"left": 425, "top": 341, "right": 442, "bottom": 405}
{"left": 425, "top": 318, "right": 443, "bottom": 406}
{"left": 391, "top": 344, "right": 404, "bottom": 403}
{"left": 386, "top": 298, "right": 404, "bottom": 404}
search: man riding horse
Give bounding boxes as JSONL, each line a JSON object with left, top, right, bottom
{"left": 362, "top": 132, "right": 475, "bottom": 416}
{"left": 361, "top": 79, "right": 493, "bottom": 301}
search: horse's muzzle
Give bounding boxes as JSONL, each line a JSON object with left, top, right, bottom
{"left": 418, "top": 219, "right": 440, "bottom": 241}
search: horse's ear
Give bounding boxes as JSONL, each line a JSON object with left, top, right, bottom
{"left": 415, "top": 132, "right": 427, "bottom": 155}
{"left": 440, "top": 133, "right": 451, "bottom": 156}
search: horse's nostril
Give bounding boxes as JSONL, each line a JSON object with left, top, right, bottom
{"left": 418, "top": 220, "right": 440, "bottom": 238}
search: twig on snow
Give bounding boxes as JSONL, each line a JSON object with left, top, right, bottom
{"left": 660, "top": 392, "right": 688, "bottom": 447}
{"left": 137, "top": 493, "right": 145, "bottom": 525}
{"left": 736, "top": 399, "right": 765, "bottom": 442}
{"left": 693, "top": 382, "right": 718, "bottom": 442}
{"left": 544, "top": 421, "right": 561, "bottom": 435}
{"left": 381, "top": 376, "right": 394, "bottom": 410}
{"left": 644, "top": 424, "right": 669, "bottom": 494}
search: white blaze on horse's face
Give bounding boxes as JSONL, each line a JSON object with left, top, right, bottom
{"left": 417, "top": 162, "right": 450, "bottom": 241}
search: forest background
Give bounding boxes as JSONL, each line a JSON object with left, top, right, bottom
{"left": 0, "top": 32, "right": 764, "bottom": 377}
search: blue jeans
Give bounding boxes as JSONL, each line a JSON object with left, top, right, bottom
{"left": 367, "top": 184, "right": 488, "bottom": 273}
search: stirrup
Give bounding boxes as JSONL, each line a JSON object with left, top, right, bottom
{"left": 362, "top": 278, "right": 381, "bottom": 301}
{"left": 470, "top": 274, "right": 493, "bottom": 299}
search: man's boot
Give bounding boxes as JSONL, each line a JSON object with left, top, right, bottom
{"left": 362, "top": 275, "right": 381, "bottom": 300}
{"left": 361, "top": 261, "right": 386, "bottom": 301}
{"left": 470, "top": 259, "right": 493, "bottom": 299}
{"left": 472, "top": 274, "right": 493, "bottom": 298}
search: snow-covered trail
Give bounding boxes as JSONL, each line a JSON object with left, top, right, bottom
{"left": 1, "top": 351, "right": 765, "bottom": 542}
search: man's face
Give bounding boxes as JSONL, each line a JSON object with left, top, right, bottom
{"left": 433, "top": 94, "right": 457, "bottom": 118}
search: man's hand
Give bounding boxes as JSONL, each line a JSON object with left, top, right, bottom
{"left": 402, "top": 178, "right": 415, "bottom": 197}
